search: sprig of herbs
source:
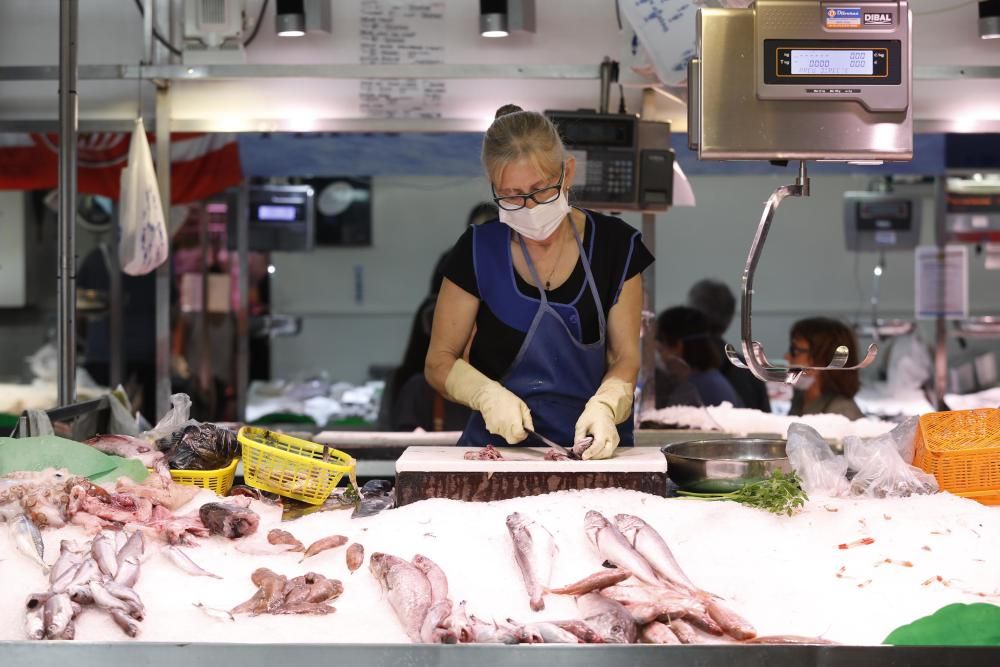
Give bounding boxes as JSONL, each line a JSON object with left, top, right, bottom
{"left": 676, "top": 470, "right": 808, "bottom": 516}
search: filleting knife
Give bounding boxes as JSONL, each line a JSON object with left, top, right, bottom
{"left": 526, "top": 428, "right": 580, "bottom": 460}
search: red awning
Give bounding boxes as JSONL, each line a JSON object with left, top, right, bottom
{"left": 0, "top": 131, "right": 243, "bottom": 203}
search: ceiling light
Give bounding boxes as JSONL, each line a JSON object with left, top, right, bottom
{"left": 276, "top": 0, "right": 305, "bottom": 37}
{"left": 480, "top": 0, "right": 535, "bottom": 38}
{"left": 480, "top": 0, "right": 508, "bottom": 37}
{"left": 981, "top": 1, "right": 1000, "bottom": 39}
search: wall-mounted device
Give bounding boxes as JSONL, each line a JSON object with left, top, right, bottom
{"left": 183, "top": 0, "right": 245, "bottom": 64}
{"left": 544, "top": 111, "right": 674, "bottom": 212}
{"left": 843, "top": 191, "right": 921, "bottom": 251}
{"left": 305, "top": 177, "right": 373, "bottom": 247}
{"left": 235, "top": 185, "right": 315, "bottom": 252}
{"left": 946, "top": 175, "right": 1000, "bottom": 243}
{"left": 689, "top": 0, "right": 912, "bottom": 161}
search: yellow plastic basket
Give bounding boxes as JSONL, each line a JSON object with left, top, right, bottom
{"left": 169, "top": 457, "right": 239, "bottom": 495}
{"left": 914, "top": 408, "right": 1000, "bottom": 503}
{"left": 237, "top": 426, "right": 356, "bottom": 505}
{"left": 148, "top": 457, "right": 240, "bottom": 496}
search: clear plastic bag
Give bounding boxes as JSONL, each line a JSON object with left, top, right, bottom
{"left": 139, "top": 393, "right": 195, "bottom": 443}
{"left": 786, "top": 422, "right": 850, "bottom": 497}
{"left": 844, "top": 418, "right": 939, "bottom": 498}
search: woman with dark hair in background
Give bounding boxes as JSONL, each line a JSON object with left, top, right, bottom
{"left": 656, "top": 306, "right": 742, "bottom": 407}
{"left": 785, "top": 317, "right": 864, "bottom": 420}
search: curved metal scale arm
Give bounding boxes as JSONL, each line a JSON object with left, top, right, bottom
{"left": 730, "top": 162, "right": 879, "bottom": 383}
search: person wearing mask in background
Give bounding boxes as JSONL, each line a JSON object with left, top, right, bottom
{"left": 687, "top": 278, "right": 771, "bottom": 412}
{"left": 785, "top": 317, "right": 864, "bottom": 420}
{"left": 426, "top": 104, "right": 653, "bottom": 459}
{"left": 656, "top": 306, "right": 743, "bottom": 408}
{"left": 383, "top": 202, "right": 498, "bottom": 431}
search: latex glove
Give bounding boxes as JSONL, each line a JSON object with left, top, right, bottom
{"left": 445, "top": 359, "right": 533, "bottom": 444}
{"left": 575, "top": 378, "right": 635, "bottom": 460}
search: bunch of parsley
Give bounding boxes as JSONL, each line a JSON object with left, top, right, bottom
{"left": 677, "top": 470, "right": 808, "bottom": 516}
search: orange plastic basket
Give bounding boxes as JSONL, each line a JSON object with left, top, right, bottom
{"left": 913, "top": 408, "right": 1000, "bottom": 503}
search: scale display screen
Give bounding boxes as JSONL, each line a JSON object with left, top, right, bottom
{"left": 790, "top": 49, "right": 872, "bottom": 76}
{"left": 257, "top": 204, "right": 299, "bottom": 221}
{"left": 856, "top": 199, "right": 911, "bottom": 231}
{"left": 764, "top": 39, "right": 900, "bottom": 85}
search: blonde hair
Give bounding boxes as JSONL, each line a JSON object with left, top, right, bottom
{"left": 481, "top": 104, "right": 565, "bottom": 186}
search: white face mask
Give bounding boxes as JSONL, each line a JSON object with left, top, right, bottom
{"left": 499, "top": 190, "right": 571, "bottom": 241}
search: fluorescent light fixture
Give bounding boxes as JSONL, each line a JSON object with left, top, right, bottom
{"left": 276, "top": 0, "right": 305, "bottom": 37}
{"left": 981, "top": 0, "right": 1000, "bottom": 39}
{"left": 480, "top": 0, "right": 534, "bottom": 38}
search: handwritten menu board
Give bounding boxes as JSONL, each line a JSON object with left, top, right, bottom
{"left": 359, "top": 1, "right": 447, "bottom": 118}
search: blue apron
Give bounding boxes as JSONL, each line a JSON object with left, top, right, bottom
{"left": 458, "top": 213, "right": 634, "bottom": 447}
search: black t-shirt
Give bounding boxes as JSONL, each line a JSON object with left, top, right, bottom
{"left": 442, "top": 210, "right": 654, "bottom": 381}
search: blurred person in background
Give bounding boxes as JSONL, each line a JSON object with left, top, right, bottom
{"left": 77, "top": 244, "right": 158, "bottom": 422}
{"left": 656, "top": 306, "right": 742, "bottom": 408}
{"left": 785, "top": 317, "right": 864, "bottom": 420}
{"left": 687, "top": 278, "right": 771, "bottom": 412}
{"left": 383, "top": 203, "right": 497, "bottom": 431}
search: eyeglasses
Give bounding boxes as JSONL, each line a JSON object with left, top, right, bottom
{"left": 788, "top": 344, "right": 810, "bottom": 357}
{"left": 491, "top": 164, "right": 564, "bottom": 211}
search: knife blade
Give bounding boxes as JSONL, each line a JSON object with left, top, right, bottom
{"left": 526, "top": 429, "right": 578, "bottom": 460}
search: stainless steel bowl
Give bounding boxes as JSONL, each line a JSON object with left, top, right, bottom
{"left": 661, "top": 438, "right": 791, "bottom": 493}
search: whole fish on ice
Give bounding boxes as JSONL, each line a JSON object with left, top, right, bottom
{"left": 583, "top": 510, "right": 659, "bottom": 586}
{"left": 615, "top": 513, "right": 756, "bottom": 640}
{"left": 10, "top": 514, "right": 48, "bottom": 572}
{"left": 199, "top": 501, "right": 259, "bottom": 539}
{"left": 346, "top": 543, "right": 364, "bottom": 572}
{"left": 506, "top": 512, "right": 557, "bottom": 611}
{"left": 369, "top": 552, "right": 433, "bottom": 642}
{"left": 166, "top": 546, "right": 223, "bottom": 579}
{"left": 301, "top": 534, "right": 348, "bottom": 561}
{"left": 576, "top": 592, "right": 638, "bottom": 644}
{"left": 614, "top": 513, "right": 697, "bottom": 592}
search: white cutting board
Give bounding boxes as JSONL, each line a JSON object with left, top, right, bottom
{"left": 395, "top": 446, "right": 667, "bottom": 474}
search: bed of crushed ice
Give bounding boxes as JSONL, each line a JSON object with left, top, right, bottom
{"left": 2, "top": 485, "right": 999, "bottom": 645}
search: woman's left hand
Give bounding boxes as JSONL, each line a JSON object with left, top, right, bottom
{"left": 574, "top": 402, "right": 619, "bottom": 460}
{"left": 574, "top": 377, "right": 634, "bottom": 460}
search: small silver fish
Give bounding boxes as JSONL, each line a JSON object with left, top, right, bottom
{"left": 103, "top": 581, "right": 145, "bottom": 620}
{"left": 89, "top": 581, "right": 131, "bottom": 614}
{"left": 49, "top": 540, "right": 86, "bottom": 583}
{"left": 43, "top": 593, "right": 74, "bottom": 640}
{"left": 109, "top": 608, "right": 140, "bottom": 638}
{"left": 506, "top": 512, "right": 557, "bottom": 611}
{"left": 166, "top": 546, "right": 223, "bottom": 579}
{"left": 10, "top": 514, "right": 48, "bottom": 572}
{"left": 114, "top": 556, "right": 141, "bottom": 588}
{"left": 24, "top": 593, "right": 49, "bottom": 640}
{"left": 116, "top": 531, "right": 145, "bottom": 566}
{"left": 92, "top": 533, "right": 119, "bottom": 578}
{"left": 193, "top": 602, "right": 235, "bottom": 621}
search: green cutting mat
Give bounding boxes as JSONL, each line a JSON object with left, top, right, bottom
{"left": 884, "top": 603, "right": 1000, "bottom": 646}
{"left": 0, "top": 435, "right": 148, "bottom": 484}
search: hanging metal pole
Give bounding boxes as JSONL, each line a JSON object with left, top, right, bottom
{"left": 155, "top": 84, "right": 172, "bottom": 419}
{"left": 57, "top": 0, "right": 79, "bottom": 407}
{"left": 637, "top": 212, "right": 658, "bottom": 421}
{"left": 933, "top": 176, "right": 949, "bottom": 409}
{"left": 236, "top": 185, "right": 250, "bottom": 421}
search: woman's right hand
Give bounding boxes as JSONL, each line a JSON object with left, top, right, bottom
{"left": 445, "top": 358, "right": 533, "bottom": 443}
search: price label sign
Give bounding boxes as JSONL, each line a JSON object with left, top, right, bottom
{"left": 914, "top": 245, "right": 969, "bottom": 319}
